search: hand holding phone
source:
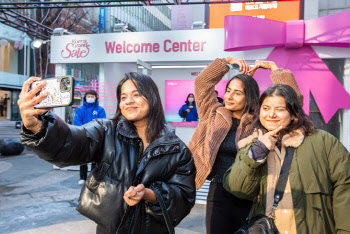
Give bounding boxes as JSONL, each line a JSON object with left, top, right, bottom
{"left": 31, "top": 76, "right": 75, "bottom": 109}
{"left": 18, "top": 77, "right": 51, "bottom": 133}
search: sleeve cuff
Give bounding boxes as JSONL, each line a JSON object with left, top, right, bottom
{"left": 250, "top": 139, "right": 270, "bottom": 161}
{"left": 243, "top": 148, "right": 267, "bottom": 170}
{"left": 21, "top": 114, "right": 49, "bottom": 140}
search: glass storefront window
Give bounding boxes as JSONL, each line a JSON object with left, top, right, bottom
{"left": 65, "top": 63, "right": 100, "bottom": 124}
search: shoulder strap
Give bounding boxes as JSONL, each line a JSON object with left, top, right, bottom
{"left": 153, "top": 189, "right": 175, "bottom": 234}
{"left": 272, "top": 147, "right": 295, "bottom": 209}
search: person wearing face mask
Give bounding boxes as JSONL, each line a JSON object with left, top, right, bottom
{"left": 74, "top": 90, "right": 106, "bottom": 186}
{"left": 178, "top": 93, "right": 198, "bottom": 122}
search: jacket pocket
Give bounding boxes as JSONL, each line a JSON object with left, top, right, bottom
{"left": 304, "top": 188, "right": 335, "bottom": 234}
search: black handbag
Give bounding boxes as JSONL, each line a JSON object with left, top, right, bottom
{"left": 235, "top": 147, "right": 295, "bottom": 234}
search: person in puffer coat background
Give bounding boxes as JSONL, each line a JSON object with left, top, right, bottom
{"left": 19, "top": 73, "right": 196, "bottom": 234}
{"left": 74, "top": 89, "right": 106, "bottom": 186}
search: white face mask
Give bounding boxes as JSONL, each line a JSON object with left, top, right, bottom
{"left": 188, "top": 97, "right": 194, "bottom": 103}
{"left": 86, "top": 97, "right": 96, "bottom": 103}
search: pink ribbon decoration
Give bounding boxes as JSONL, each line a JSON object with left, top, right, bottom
{"left": 224, "top": 11, "right": 350, "bottom": 123}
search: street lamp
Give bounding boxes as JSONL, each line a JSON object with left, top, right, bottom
{"left": 52, "top": 28, "right": 74, "bottom": 36}
{"left": 31, "top": 39, "right": 50, "bottom": 48}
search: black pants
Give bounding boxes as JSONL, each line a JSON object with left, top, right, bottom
{"left": 206, "top": 181, "right": 252, "bottom": 234}
{"left": 80, "top": 163, "right": 96, "bottom": 180}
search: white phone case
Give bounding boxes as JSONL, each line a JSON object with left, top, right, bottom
{"left": 31, "top": 76, "right": 74, "bottom": 108}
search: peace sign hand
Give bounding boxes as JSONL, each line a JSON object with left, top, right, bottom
{"left": 257, "top": 126, "right": 283, "bottom": 150}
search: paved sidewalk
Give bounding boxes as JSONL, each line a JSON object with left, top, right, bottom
{"left": 0, "top": 125, "right": 206, "bottom": 234}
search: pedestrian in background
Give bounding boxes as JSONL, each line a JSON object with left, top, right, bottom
{"left": 3, "top": 94, "right": 10, "bottom": 116}
{"left": 224, "top": 84, "right": 350, "bottom": 233}
{"left": 178, "top": 93, "right": 198, "bottom": 121}
{"left": 19, "top": 73, "right": 196, "bottom": 234}
{"left": 74, "top": 90, "right": 106, "bottom": 186}
{"left": 188, "top": 58, "right": 303, "bottom": 233}
{"left": 0, "top": 95, "right": 3, "bottom": 117}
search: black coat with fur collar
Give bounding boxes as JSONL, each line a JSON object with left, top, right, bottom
{"left": 20, "top": 112, "right": 196, "bottom": 234}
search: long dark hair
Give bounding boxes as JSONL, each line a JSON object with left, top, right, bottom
{"left": 112, "top": 72, "right": 166, "bottom": 143}
{"left": 226, "top": 74, "right": 260, "bottom": 116}
{"left": 185, "top": 93, "right": 195, "bottom": 105}
{"left": 258, "top": 84, "right": 316, "bottom": 136}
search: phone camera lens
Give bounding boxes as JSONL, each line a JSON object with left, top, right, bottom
{"left": 61, "top": 78, "right": 70, "bottom": 91}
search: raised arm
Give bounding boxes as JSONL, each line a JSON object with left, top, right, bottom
{"left": 20, "top": 113, "right": 107, "bottom": 167}
{"left": 18, "top": 77, "right": 106, "bottom": 167}
{"left": 194, "top": 58, "right": 249, "bottom": 120}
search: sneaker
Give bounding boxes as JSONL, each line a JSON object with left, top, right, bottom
{"left": 78, "top": 179, "right": 85, "bottom": 186}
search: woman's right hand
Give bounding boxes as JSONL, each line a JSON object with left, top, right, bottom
{"left": 226, "top": 57, "right": 251, "bottom": 74}
{"left": 18, "top": 77, "right": 51, "bottom": 133}
{"left": 257, "top": 126, "right": 282, "bottom": 150}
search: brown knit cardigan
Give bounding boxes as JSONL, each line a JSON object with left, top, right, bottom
{"left": 188, "top": 58, "right": 303, "bottom": 189}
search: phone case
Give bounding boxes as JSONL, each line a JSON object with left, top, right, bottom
{"left": 31, "top": 76, "right": 74, "bottom": 109}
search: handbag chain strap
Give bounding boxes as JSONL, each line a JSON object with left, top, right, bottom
{"left": 269, "top": 147, "right": 295, "bottom": 219}
{"left": 153, "top": 189, "right": 175, "bottom": 234}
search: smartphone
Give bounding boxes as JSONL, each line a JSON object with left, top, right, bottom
{"left": 227, "top": 64, "right": 240, "bottom": 70}
{"left": 31, "top": 76, "right": 75, "bottom": 109}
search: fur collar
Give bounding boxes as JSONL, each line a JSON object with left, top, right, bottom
{"left": 237, "top": 128, "right": 305, "bottom": 149}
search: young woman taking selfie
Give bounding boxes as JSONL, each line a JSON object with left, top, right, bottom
{"left": 19, "top": 73, "right": 196, "bottom": 234}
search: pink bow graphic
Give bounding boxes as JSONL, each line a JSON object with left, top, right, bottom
{"left": 224, "top": 11, "right": 350, "bottom": 123}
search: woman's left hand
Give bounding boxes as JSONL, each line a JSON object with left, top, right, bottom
{"left": 123, "top": 184, "right": 156, "bottom": 206}
{"left": 226, "top": 57, "right": 250, "bottom": 74}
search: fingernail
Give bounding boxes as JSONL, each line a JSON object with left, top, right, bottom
{"left": 128, "top": 196, "right": 132, "bottom": 199}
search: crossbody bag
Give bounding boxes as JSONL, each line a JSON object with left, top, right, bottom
{"left": 235, "top": 147, "right": 295, "bottom": 234}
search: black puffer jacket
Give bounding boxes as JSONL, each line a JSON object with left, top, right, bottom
{"left": 20, "top": 112, "right": 196, "bottom": 234}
